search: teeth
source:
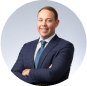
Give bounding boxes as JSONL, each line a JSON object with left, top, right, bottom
{"left": 42, "top": 29, "right": 47, "bottom": 30}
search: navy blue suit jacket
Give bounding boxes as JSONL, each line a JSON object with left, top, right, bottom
{"left": 11, "top": 35, "right": 74, "bottom": 85}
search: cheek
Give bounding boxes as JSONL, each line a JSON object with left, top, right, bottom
{"left": 37, "top": 23, "right": 40, "bottom": 30}
{"left": 48, "top": 24, "right": 55, "bottom": 29}
{"left": 37, "top": 23, "right": 41, "bottom": 28}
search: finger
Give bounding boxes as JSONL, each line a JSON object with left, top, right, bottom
{"left": 49, "top": 64, "right": 52, "bottom": 68}
{"left": 50, "top": 64, "right": 52, "bottom": 67}
{"left": 22, "top": 70, "right": 27, "bottom": 76}
{"left": 49, "top": 65, "right": 51, "bottom": 68}
{"left": 22, "top": 73, "right": 27, "bottom": 76}
{"left": 49, "top": 66, "right": 51, "bottom": 68}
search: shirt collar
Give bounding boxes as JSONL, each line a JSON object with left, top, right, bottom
{"left": 39, "top": 33, "right": 56, "bottom": 43}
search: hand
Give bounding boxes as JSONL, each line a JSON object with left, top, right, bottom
{"left": 22, "top": 69, "right": 31, "bottom": 76}
{"left": 49, "top": 64, "right": 52, "bottom": 68}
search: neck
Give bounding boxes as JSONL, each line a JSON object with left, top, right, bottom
{"left": 41, "top": 33, "right": 55, "bottom": 40}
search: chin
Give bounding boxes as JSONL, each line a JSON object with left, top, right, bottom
{"left": 41, "top": 34, "right": 47, "bottom": 37}
{"left": 41, "top": 35, "right": 50, "bottom": 40}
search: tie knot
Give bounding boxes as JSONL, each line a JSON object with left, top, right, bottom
{"left": 41, "top": 41, "right": 47, "bottom": 47}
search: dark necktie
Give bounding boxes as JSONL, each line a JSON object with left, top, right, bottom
{"left": 35, "top": 40, "right": 47, "bottom": 69}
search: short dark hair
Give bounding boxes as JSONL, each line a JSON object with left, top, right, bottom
{"left": 38, "top": 6, "right": 58, "bottom": 20}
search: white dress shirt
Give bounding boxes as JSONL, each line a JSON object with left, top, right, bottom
{"left": 34, "top": 34, "right": 56, "bottom": 61}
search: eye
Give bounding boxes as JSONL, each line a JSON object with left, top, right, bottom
{"left": 39, "top": 20, "right": 42, "bottom": 21}
{"left": 47, "top": 20, "right": 51, "bottom": 22}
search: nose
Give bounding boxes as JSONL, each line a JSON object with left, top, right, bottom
{"left": 42, "top": 20, "right": 47, "bottom": 27}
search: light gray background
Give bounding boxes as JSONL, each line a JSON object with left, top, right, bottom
{"left": 1, "top": 0, "right": 86, "bottom": 78}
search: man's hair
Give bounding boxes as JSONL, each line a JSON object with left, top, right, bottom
{"left": 38, "top": 6, "right": 58, "bottom": 21}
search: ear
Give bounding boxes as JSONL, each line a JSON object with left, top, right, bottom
{"left": 55, "top": 20, "right": 59, "bottom": 28}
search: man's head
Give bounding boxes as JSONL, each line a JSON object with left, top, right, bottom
{"left": 37, "top": 6, "right": 59, "bottom": 40}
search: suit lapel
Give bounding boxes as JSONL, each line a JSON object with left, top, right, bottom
{"left": 27, "top": 39, "right": 39, "bottom": 69}
{"left": 37, "top": 35, "right": 60, "bottom": 69}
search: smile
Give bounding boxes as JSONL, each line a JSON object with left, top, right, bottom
{"left": 40, "top": 28, "right": 48, "bottom": 30}
{"left": 42, "top": 29, "right": 48, "bottom": 30}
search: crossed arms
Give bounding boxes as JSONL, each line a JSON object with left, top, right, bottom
{"left": 22, "top": 64, "right": 52, "bottom": 76}
{"left": 22, "top": 65, "right": 52, "bottom": 85}
{"left": 11, "top": 43, "right": 74, "bottom": 84}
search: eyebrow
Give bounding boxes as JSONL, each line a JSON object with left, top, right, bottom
{"left": 38, "top": 18, "right": 52, "bottom": 20}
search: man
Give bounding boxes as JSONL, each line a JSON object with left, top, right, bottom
{"left": 11, "top": 6, "right": 74, "bottom": 85}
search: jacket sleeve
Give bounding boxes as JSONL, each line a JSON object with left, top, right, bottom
{"left": 11, "top": 44, "right": 28, "bottom": 82}
{"left": 27, "top": 43, "right": 74, "bottom": 84}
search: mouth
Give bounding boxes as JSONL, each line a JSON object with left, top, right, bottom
{"left": 40, "top": 28, "right": 48, "bottom": 31}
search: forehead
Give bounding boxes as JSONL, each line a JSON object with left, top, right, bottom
{"left": 38, "top": 9, "right": 55, "bottom": 19}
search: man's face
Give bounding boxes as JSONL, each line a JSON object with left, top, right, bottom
{"left": 37, "top": 9, "right": 59, "bottom": 40}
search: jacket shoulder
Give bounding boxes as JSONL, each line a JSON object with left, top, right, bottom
{"left": 59, "top": 38, "right": 72, "bottom": 43}
{"left": 25, "top": 39, "right": 39, "bottom": 45}
{"left": 20, "top": 39, "right": 39, "bottom": 51}
{"left": 58, "top": 38, "right": 74, "bottom": 50}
